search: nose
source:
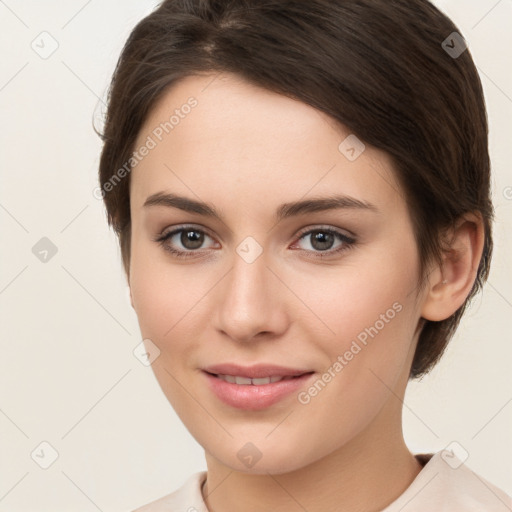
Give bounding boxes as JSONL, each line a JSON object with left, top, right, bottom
{"left": 214, "top": 248, "right": 290, "bottom": 343}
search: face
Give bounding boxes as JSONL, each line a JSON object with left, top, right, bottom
{"left": 128, "top": 72, "right": 427, "bottom": 474}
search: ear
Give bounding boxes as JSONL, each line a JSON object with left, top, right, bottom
{"left": 421, "top": 212, "right": 485, "bottom": 322}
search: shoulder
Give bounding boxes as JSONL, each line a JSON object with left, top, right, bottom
{"left": 130, "top": 471, "right": 208, "bottom": 512}
{"left": 383, "top": 451, "right": 512, "bottom": 511}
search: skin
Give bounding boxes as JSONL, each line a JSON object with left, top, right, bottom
{"left": 127, "top": 72, "right": 484, "bottom": 512}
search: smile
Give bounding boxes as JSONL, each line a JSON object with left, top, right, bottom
{"left": 213, "top": 373, "right": 302, "bottom": 385}
{"left": 203, "top": 370, "right": 315, "bottom": 410}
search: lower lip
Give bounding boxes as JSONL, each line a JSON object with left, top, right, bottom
{"left": 203, "top": 371, "right": 315, "bottom": 410}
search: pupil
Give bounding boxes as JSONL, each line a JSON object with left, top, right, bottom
{"left": 182, "top": 230, "right": 203, "bottom": 249}
{"left": 312, "top": 231, "right": 334, "bottom": 251}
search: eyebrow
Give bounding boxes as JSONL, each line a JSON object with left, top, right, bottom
{"left": 143, "top": 191, "right": 378, "bottom": 223}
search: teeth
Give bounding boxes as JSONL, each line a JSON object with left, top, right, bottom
{"left": 217, "top": 374, "right": 292, "bottom": 385}
{"left": 234, "top": 376, "right": 252, "bottom": 385}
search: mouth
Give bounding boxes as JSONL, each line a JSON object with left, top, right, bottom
{"left": 202, "top": 368, "right": 315, "bottom": 410}
{"left": 204, "top": 371, "right": 313, "bottom": 385}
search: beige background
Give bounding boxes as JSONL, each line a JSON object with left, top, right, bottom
{"left": 0, "top": 0, "right": 511, "bottom": 510}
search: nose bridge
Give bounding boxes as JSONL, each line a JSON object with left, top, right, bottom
{"left": 215, "top": 241, "right": 288, "bottom": 342}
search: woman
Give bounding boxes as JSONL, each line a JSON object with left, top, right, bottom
{"left": 97, "top": 0, "right": 512, "bottom": 510}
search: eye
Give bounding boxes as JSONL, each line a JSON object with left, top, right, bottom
{"left": 154, "top": 225, "right": 356, "bottom": 260}
{"left": 153, "top": 225, "right": 217, "bottom": 259}
{"left": 291, "top": 227, "right": 356, "bottom": 259}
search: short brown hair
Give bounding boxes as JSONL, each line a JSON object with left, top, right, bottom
{"left": 97, "top": 0, "right": 493, "bottom": 379}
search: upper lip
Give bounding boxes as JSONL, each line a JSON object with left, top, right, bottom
{"left": 202, "top": 363, "right": 313, "bottom": 379}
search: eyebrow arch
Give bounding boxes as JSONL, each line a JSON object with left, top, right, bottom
{"left": 143, "top": 192, "right": 379, "bottom": 223}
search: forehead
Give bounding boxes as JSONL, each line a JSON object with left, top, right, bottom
{"left": 130, "top": 72, "right": 403, "bottom": 216}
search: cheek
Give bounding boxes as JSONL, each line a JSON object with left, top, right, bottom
{"left": 129, "top": 235, "right": 182, "bottom": 340}
{"left": 285, "top": 274, "right": 419, "bottom": 467}
{"left": 324, "top": 270, "right": 417, "bottom": 361}
{"left": 130, "top": 269, "right": 205, "bottom": 343}
{"left": 128, "top": 221, "right": 206, "bottom": 337}
{"left": 293, "top": 242, "right": 419, "bottom": 354}
{"left": 292, "top": 241, "right": 421, "bottom": 402}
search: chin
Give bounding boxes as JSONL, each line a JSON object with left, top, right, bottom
{"left": 200, "top": 431, "right": 336, "bottom": 476}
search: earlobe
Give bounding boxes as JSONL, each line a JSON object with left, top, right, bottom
{"left": 421, "top": 212, "right": 485, "bottom": 322}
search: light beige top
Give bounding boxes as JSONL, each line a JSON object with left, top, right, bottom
{"left": 132, "top": 451, "right": 512, "bottom": 511}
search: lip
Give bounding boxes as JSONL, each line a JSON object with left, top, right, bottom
{"left": 202, "top": 364, "right": 315, "bottom": 411}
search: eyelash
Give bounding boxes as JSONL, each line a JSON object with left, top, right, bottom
{"left": 153, "top": 225, "right": 356, "bottom": 260}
